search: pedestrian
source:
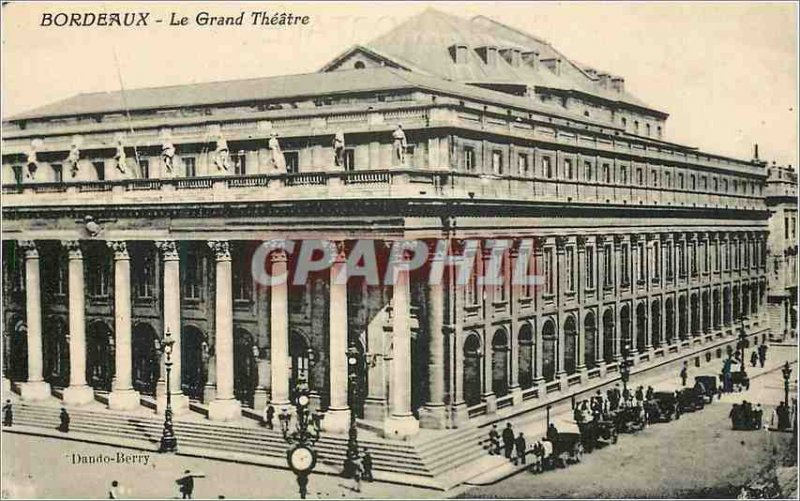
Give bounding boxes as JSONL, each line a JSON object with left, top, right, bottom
{"left": 606, "top": 387, "right": 616, "bottom": 411}
{"left": 2, "top": 400, "right": 12, "bottom": 427}
{"left": 758, "top": 344, "right": 767, "bottom": 368}
{"left": 352, "top": 454, "right": 363, "bottom": 493}
{"left": 546, "top": 423, "right": 559, "bottom": 442}
{"left": 646, "top": 385, "right": 654, "bottom": 401}
{"left": 108, "top": 480, "right": 119, "bottom": 499}
{"left": 635, "top": 386, "right": 644, "bottom": 405}
{"left": 514, "top": 432, "right": 527, "bottom": 466}
{"left": 58, "top": 407, "right": 70, "bottom": 433}
{"left": 361, "top": 448, "right": 373, "bottom": 482}
{"left": 622, "top": 386, "right": 631, "bottom": 408}
{"left": 501, "top": 422, "right": 515, "bottom": 459}
{"left": 750, "top": 351, "right": 758, "bottom": 368}
{"left": 176, "top": 470, "right": 205, "bottom": 499}
{"left": 263, "top": 404, "right": 274, "bottom": 429}
{"left": 488, "top": 424, "right": 500, "bottom": 455}
{"left": 613, "top": 384, "right": 622, "bottom": 410}
{"left": 680, "top": 362, "right": 688, "bottom": 386}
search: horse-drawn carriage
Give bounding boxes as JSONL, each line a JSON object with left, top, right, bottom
{"left": 577, "top": 418, "right": 618, "bottom": 452}
{"left": 610, "top": 405, "right": 645, "bottom": 433}
{"left": 542, "top": 431, "right": 584, "bottom": 468}
{"left": 694, "top": 375, "right": 719, "bottom": 404}
{"left": 645, "top": 391, "right": 680, "bottom": 423}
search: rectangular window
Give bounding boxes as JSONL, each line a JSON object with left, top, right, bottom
{"left": 566, "top": 247, "right": 575, "bottom": 292}
{"left": 723, "top": 179, "right": 729, "bottom": 192}
{"left": 565, "top": 158, "right": 574, "bottom": 180}
{"left": 89, "top": 256, "right": 110, "bottom": 298}
{"left": 713, "top": 178, "right": 718, "bottom": 191}
{"left": 603, "top": 244, "right": 613, "bottom": 288}
{"left": 585, "top": 246, "right": 595, "bottom": 289}
{"left": 602, "top": 163, "right": 611, "bottom": 184}
{"left": 715, "top": 242, "right": 721, "bottom": 272}
{"left": 651, "top": 169, "right": 659, "bottom": 187}
{"left": 786, "top": 217, "right": 790, "bottom": 239}
{"left": 544, "top": 248, "right": 554, "bottom": 294}
{"left": 637, "top": 242, "right": 645, "bottom": 282}
{"left": 704, "top": 242, "right": 710, "bottom": 272}
{"left": 678, "top": 243, "right": 686, "bottom": 277}
{"left": 285, "top": 151, "right": 300, "bottom": 173}
{"left": 232, "top": 151, "right": 247, "bottom": 176}
{"left": 492, "top": 150, "right": 504, "bottom": 175}
{"left": 542, "top": 156, "right": 553, "bottom": 179}
{"left": 665, "top": 172, "right": 671, "bottom": 188}
{"left": 93, "top": 161, "right": 105, "bottom": 181}
{"left": 464, "top": 146, "right": 475, "bottom": 172}
{"left": 183, "top": 157, "right": 196, "bottom": 178}
{"left": 584, "top": 161, "right": 593, "bottom": 181}
{"left": 621, "top": 244, "right": 630, "bottom": 285}
{"left": 52, "top": 163, "right": 63, "bottom": 183}
{"left": 138, "top": 159, "right": 149, "bottom": 179}
{"left": 183, "top": 249, "right": 203, "bottom": 300}
{"left": 517, "top": 153, "right": 529, "bottom": 176}
{"left": 678, "top": 173, "right": 684, "bottom": 189}
{"left": 620, "top": 165, "right": 628, "bottom": 185}
{"left": 691, "top": 175, "right": 696, "bottom": 190}
{"left": 691, "top": 244, "right": 698, "bottom": 276}
{"left": 653, "top": 244, "right": 660, "bottom": 280}
{"left": 636, "top": 168, "right": 643, "bottom": 186}
{"left": 233, "top": 260, "right": 253, "bottom": 302}
{"left": 134, "top": 253, "right": 155, "bottom": 299}
{"left": 343, "top": 149, "right": 355, "bottom": 172}
{"left": 666, "top": 243, "right": 673, "bottom": 279}
{"left": 702, "top": 176, "right": 708, "bottom": 190}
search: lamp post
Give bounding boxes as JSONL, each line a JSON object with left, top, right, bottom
{"left": 782, "top": 362, "right": 792, "bottom": 407}
{"left": 620, "top": 342, "right": 631, "bottom": 397}
{"left": 342, "top": 342, "right": 367, "bottom": 478}
{"left": 279, "top": 383, "right": 324, "bottom": 499}
{"left": 154, "top": 329, "right": 177, "bottom": 453}
{"left": 737, "top": 322, "right": 747, "bottom": 364}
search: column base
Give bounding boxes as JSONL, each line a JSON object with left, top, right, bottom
{"left": 208, "top": 398, "right": 242, "bottom": 422}
{"left": 19, "top": 381, "right": 51, "bottom": 402}
{"left": 322, "top": 407, "right": 351, "bottom": 433}
{"left": 108, "top": 388, "right": 141, "bottom": 411}
{"left": 383, "top": 414, "right": 419, "bottom": 440}
{"left": 509, "top": 386, "right": 523, "bottom": 406}
{"left": 2, "top": 377, "right": 11, "bottom": 394}
{"left": 156, "top": 393, "right": 190, "bottom": 415}
{"left": 203, "top": 385, "right": 217, "bottom": 405}
{"left": 62, "top": 385, "right": 95, "bottom": 406}
{"left": 253, "top": 389, "right": 268, "bottom": 412}
{"left": 419, "top": 403, "right": 447, "bottom": 429}
{"left": 450, "top": 401, "right": 470, "bottom": 428}
{"left": 484, "top": 393, "right": 497, "bottom": 414}
{"left": 363, "top": 396, "right": 387, "bottom": 422}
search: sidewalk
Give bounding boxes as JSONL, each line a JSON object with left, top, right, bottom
{"left": 464, "top": 345, "right": 798, "bottom": 486}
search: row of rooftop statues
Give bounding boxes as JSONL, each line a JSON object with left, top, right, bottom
{"left": 21, "top": 125, "right": 409, "bottom": 181}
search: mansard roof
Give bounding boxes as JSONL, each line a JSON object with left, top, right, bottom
{"left": 321, "top": 8, "right": 661, "bottom": 114}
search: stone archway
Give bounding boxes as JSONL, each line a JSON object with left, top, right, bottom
{"left": 636, "top": 303, "right": 647, "bottom": 352}
{"left": 87, "top": 320, "right": 114, "bottom": 392}
{"left": 713, "top": 290, "right": 721, "bottom": 329}
{"left": 542, "top": 320, "right": 557, "bottom": 382}
{"left": 491, "top": 328, "right": 509, "bottom": 397}
{"left": 43, "top": 316, "right": 69, "bottom": 388}
{"left": 679, "top": 296, "right": 688, "bottom": 339}
{"left": 584, "top": 311, "right": 597, "bottom": 368}
{"left": 518, "top": 323, "right": 534, "bottom": 390}
{"left": 702, "top": 291, "right": 711, "bottom": 333}
{"left": 651, "top": 300, "right": 661, "bottom": 348}
{"left": 234, "top": 328, "right": 257, "bottom": 408}
{"left": 564, "top": 316, "right": 577, "bottom": 375}
{"left": 665, "top": 298, "right": 675, "bottom": 344}
{"left": 690, "top": 294, "right": 700, "bottom": 334}
{"left": 132, "top": 322, "right": 159, "bottom": 396}
{"left": 463, "top": 332, "right": 482, "bottom": 406}
{"left": 603, "top": 308, "right": 616, "bottom": 363}
{"left": 181, "top": 325, "right": 206, "bottom": 400}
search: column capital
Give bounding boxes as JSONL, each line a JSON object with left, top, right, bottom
{"left": 555, "top": 235, "right": 568, "bottom": 250}
{"left": 613, "top": 234, "right": 624, "bottom": 248}
{"left": 630, "top": 234, "right": 641, "bottom": 245}
{"left": 18, "top": 240, "right": 38, "bottom": 258}
{"left": 262, "top": 239, "right": 290, "bottom": 262}
{"left": 107, "top": 240, "right": 129, "bottom": 260}
{"left": 387, "top": 239, "right": 422, "bottom": 263}
{"left": 595, "top": 235, "right": 607, "bottom": 246}
{"left": 532, "top": 235, "right": 547, "bottom": 250}
{"left": 576, "top": 235, "right": 588, "bottom": 248}
{"left": 61, "top": 240, "right": 83, "bottom": 259}
{"left": 155, "top": 239, "right": 179, "bottom": 260}
{"left": 323, "top": 240, "right": 348, "bottom": 263}
{"left": 208, "top": 240, "right": 231, "bottom": 261}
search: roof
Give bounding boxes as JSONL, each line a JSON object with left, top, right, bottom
{"left": 323, "top": 8, "right": 660, "bottom": 114}
{"left": 6, "top": 68, "right": 421, "bottom": 121}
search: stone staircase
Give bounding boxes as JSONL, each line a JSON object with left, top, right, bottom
{"left": 6, "top": 402, "right": 487, "bottom": 490}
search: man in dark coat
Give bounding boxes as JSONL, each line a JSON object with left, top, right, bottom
{"left": 758, "top": 344, "right": 767, "bottom": 368}
{"left": 361, "top": 448, "right": 373, "bottom": 481}
{"left": 2, "top": 400, "right": 12, "bottom": 427}
{"left": 488, "top": 424, "right": 500, "bottom": 455}
{"left": 58, "top": 407, "right": 70, "bottom": 433}
{"left": 680, "top": 362, "right": 688, "bottom": 386}
{"left": 176, "top": 470, "right": 204, "bottom": 499}
{"left": 750, "top": 351, "right": 759, "bottom": 368}
{"left": 514, "top": 432, "right": 527, "bottom": 465}
{"left": 263, "top": 405, "right": 275, "bottom": 429}
{"left": 501, "top": 423, "right": 515, "bottom": 459}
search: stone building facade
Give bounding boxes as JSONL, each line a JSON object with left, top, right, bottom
{"left": 1, "top": 9, "right": 775, "bottom": 437}
{"left": 765, "top": 162, "right": 798, "bottom": 340}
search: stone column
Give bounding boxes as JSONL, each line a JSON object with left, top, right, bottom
{"left": 384, "top": 246, "right": 419, "bottom": 439}
{"left": 107, "top": 241, "right": 140, "bottom": 410}
{"left": 533, "top": 315, "right": 544, "bottom": 384}
{"left": 18, "top": 240, "right": 50, "bottom": 401}
{"left": 208, "top": 240, "right": 242, "bottom": 421}
{"left": 155, "top": 240, "right": 189, "bottom": 414}
{"left": 421, "top": 245, "right": 447, "bottom": 428}
{"left": 61, "top": 240, "right": 94, "bottom": 405}
{"left": 269, "top": 248, "right": 290, "bottom": 407}
{"left": 325, "top": 242, "right": 351, "bottom": 433}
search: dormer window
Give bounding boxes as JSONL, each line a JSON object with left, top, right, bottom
{"left": 449, "top": 44, "right": 469, "bottom": 64}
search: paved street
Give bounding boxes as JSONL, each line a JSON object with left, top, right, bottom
{"left": 0, "top": 435, "right": 442, "bottom": 500}
{"left": 460, "top": 352, "right": 798, "bottom": 499}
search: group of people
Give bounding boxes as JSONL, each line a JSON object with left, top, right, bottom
{"left": 729, "top": 400, "right": 764, "bottom": 430}
{"left": 487, "top": 422, "right": 546, "bottom": 468}
{"left": 347, "top": 448, "right": 374, "bottom": 493}
{"left": 2, "top": 400, "right": 70, "bottom": 432}
{"left": 572, "top": 385, "right": 655, "bottom": 425}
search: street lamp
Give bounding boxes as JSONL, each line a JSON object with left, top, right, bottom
{"left": 782, "top": 362, "right": 792, "bottom": 407}
{"left": 154, "top": 329, "right": 177, "bottom": 453}
{"left": 620, "top": 342, "right": 631, "bottom": 396}
{"left": 280, "top": 384, "right": 324, "bottom": 499}
{"left": 737, "top": 322, "right": 748, "bottom": 363}
{"left": 343, "top": 343, "right": 364, "bottom": 478}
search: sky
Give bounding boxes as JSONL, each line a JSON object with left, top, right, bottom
{"left": 2, "top": 1, "right": 797, "bottom": 165}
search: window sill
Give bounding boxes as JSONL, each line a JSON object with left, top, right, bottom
{"left": 584, "top": 287, "right": 596, "bottom": 294}
{"left": 465, "top": 304, "right": 481, "bottom": 314}
{"left": 492, "top": 300, "right": 509, "bottom": 308}
{"left": 542, "top": 293, "right": 555, "bottom": 301}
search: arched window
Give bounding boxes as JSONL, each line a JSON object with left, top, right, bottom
{"left": 354, "top": 61, "right": 366, "bottom": 69}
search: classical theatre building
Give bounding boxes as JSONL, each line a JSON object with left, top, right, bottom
{"left": 2, "top": 10, "right": 775, "bottom": 437}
